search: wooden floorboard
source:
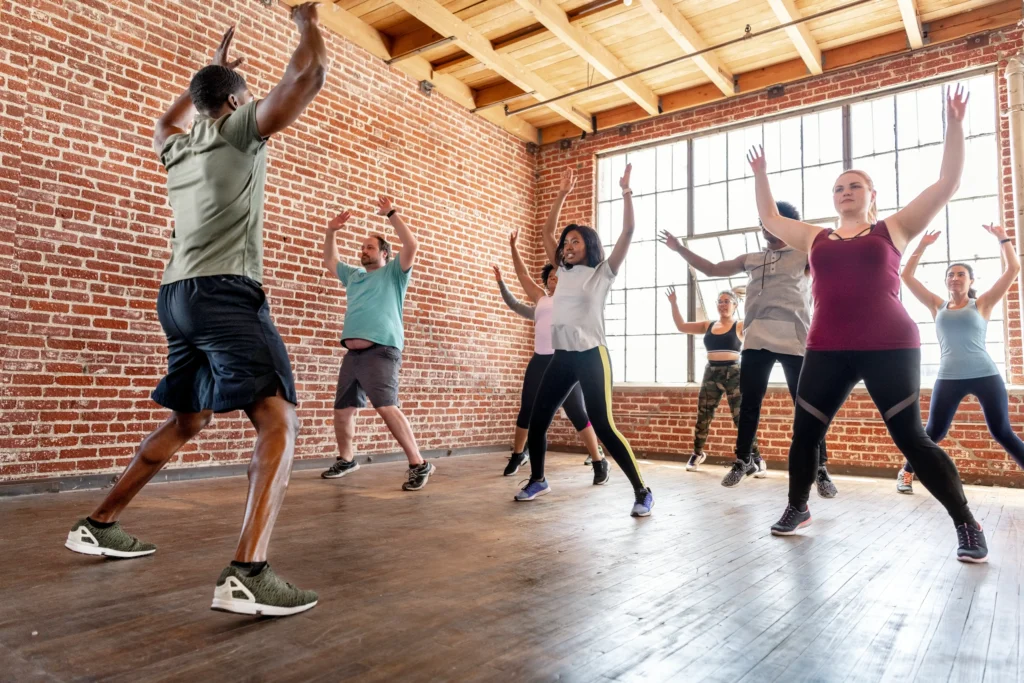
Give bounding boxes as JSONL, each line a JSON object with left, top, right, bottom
{"left": 1, "top": 452, "right": 1022, "bottom": 682}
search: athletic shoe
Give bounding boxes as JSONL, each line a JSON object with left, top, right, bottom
{"left": 65, "top": 518, "right": 156, "bottom": 558}
{"left": 321, "top": 458, "right": 360, "bottom": 479}
{"left": 584, "top": 454, "right": 593, "bottom": 466}
{"left": 631, "top": 488, "right": 654, "bottom": 517}
{"left": 896, "top": 467, "right": 914, "bottom": 494}
{"left": 504, "top": 451, "right": 528, "bottom": 477}
{"left": 754, "top": 457, "right": 768, "bottom": 478}
{"left": 593, "top": 459, "right": 610, "bottom": 485}
{"left": 956, "top": 522, "right": 988, "bottom": 563}
{"left": 514, "top": 479, "right": 550, "bottom": 501}
{"left": 686, "top": 452, "right": 707, "bottom": 471}
{"left": 770, "top": 505, "right": 812, "bottom": 536}
{"left": 211, "top": 564, "right": 318, "bottom": 617}
{"left": 721, "top": 459, "right": 757, "bottom": 488}
{"left": 816, "top": 467, "right": 838, "bottom": 499}
{"left": 402, "top": 461, "right": 435, "bottom": 491}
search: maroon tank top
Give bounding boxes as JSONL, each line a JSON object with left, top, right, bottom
{"left": 806, "top": 220, "right": 920, "bottom": 351}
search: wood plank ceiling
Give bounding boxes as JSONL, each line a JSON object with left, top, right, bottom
{"left": 292, "top": 0, "right": 1023, "bottom": 144}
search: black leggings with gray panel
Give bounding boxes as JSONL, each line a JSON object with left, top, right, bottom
{"left": 789, "top": 348, "right": 974, "bottom": 525}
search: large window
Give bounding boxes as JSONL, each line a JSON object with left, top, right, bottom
{"left": 596, "top": 71, "right": 1002, "bottom": 385}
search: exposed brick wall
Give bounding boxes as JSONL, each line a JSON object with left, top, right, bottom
{"left": 542, "top": 26, "right": 1024, "bottom": 487}
{"left": 0, "top": 0, "right": 541, "bottom": 481}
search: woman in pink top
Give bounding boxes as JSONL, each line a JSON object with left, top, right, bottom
{"left": 748, "top": 85, "right": 986, "bottom": 563}
{"left": 491, "top": 230, "right": 608, "bottom": 485}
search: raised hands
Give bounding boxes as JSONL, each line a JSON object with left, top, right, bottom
{"left": 327, "top": 210, "right": 351, "bottom": 233}
{"left": 946, "top": 83, "right": 969, "bottom": 124}
{"left": 659, "top": 229, "right": 682, "bottom": 253}
{"left": 665, "top": 285, "right": 678, "bottom": 306}
{"left": 747, "top": 145, "right": 766, "bottom": 175}
{"left": 558, "top": 168, "right": 576, "bottom": 196}
{"left": 290, "top": 1, "right": 321, "bottom": 27}
{"left": 376, "top": 195, "right": 394, "bottom": 217}
{"left": 983, "top": 223, "right": 1008, "bottom": 241}
{"left": 620, "top": 163, "right": 632, "bottom": 192}
{"left": 509, "top": 229, "right": 519, "bottom": 248}
{"left": 492, "top": 265, "right": 503, "bottom": 282}
{"left": 212, "top": 26, "right": 244, "bottom": 70}
{"left": 917, "top": 229, "right": 942, "bottom": 251}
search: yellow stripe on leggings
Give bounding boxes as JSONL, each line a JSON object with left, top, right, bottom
{"left": 598, "top": 346, "right": 645, "bottom": 487}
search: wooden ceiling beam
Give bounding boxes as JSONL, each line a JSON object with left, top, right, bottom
{"left": 284, "top": 0, "right": 538, "bottom": 142}
{"left": 896, "top": 0, "right": 926, "bottom": 49}
{"left": 389, "top": 0, "right": 593, "bottom": 131}
{"left": 766, "top": 0, "right": 823, "bottom": 75}
{"left": 512, "top": 0, "right": 660, "bottom": 116}
{"left": 538, "top": 0, "right": 1021, "bottom": 145}
{"left": 638, "top": 0, "right": 735, "bottom": 97}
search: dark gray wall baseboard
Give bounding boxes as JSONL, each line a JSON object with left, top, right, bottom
{"left": 0, "top": 445, "right": 503, "bottom": 498}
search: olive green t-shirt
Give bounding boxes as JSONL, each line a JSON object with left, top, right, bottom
{"left": 159, "top": 100, "right": 268, "bottom": 285}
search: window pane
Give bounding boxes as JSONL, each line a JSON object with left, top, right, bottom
{"left": 850, "top": 100, "right": 874, "bottom": 158}
{"left": 625, "top": 335, "right": 656, "bottom": 383}
{"left": 955, "top": 135, "right": 998, "bottom": 200}
{"left": 896, "top": 145, "right": 943, "bottom": 208}
{"left": 598, "top": 156, "right": 614, "bottom": 201}
{"left": 965, "top": 74, "right": 996, "bottom": 136}
{"left": 625, "top": 242, "right": 656, "bottom": 289}
{"left": 597, "top": 202, "right": 612, "bottom": 246}
{"left": 632, "top": 194, "right": 657, "bottom": 243}
{"left": 606, "top": 335, "right": 625, "bottom": 381}
{"left": 628, "top": 147, "right": 656, "bottom": 196}
{"left": 948, "top": 197, "right": 1000, "bottom": 257}
{"left": 768, "top": 169, "right": 802, "bottom": 211}
{"left": 656, "top": 190, "right": 687, "bottom": 238}
{"left": 728, "top": 177, "right": 758, "bottom": 230}
{"left": 656, "top": 333, "right": 687, "bottom": 383}
{"left": 657, "top": 143, "right": 674, "bottom": 193}
{"left": 607, "top": 199, "right": 623, "bottom": 247}
{"left": 656, "top": 240, "right": 689, "bottom": 287}
{"left": 657, "top": 285, "right": 686, "bottom": 334}
{"left": 694, "top": 133, "right": 727, "bottom": 185}
{"left": 728, "top": 125, "right": 762, "bottom": 179}
{"left": 804, "top": 162, "right": 842, "bottom": 222}
{"left": 626, "top": 288, "right": 656, "bottom": 335}
{"left": 780, "top": 117, "right": 802, "bottom": 171}
{"left": 694, "top": 183, "right": 727, "bottom": 234}
{"left": 673, "top": 141, "right": 689, "bottom": 190}
{"left": 816, "top": 108, "right": 843, "bottom": 163}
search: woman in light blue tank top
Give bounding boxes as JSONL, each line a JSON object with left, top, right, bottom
{"left": 898, "top": 224, "right": 1024, "bottom": 493}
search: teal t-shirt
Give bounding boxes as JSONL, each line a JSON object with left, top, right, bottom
{"left": 336, "top": 258, "right": 412, "bottom": 350}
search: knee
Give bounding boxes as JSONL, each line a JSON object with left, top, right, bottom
{"left": 169, "top": 411, "right": 212, "bottom": 440}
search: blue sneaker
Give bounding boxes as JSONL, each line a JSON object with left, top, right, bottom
{"left": 514, "top": 479, "right": 550, "bottom": 501}
{"left": 631, "top": 488, "right": 653, "bottom": 517}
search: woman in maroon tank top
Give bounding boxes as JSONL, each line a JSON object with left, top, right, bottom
{"left": 746, "top": 84, "right": 986, "bottom": 563}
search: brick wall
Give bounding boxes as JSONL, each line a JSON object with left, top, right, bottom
{"left": 542, "top": 26, "right": 1024, "bottom": 487}
{"left": 0, "top": 0, "right": 541, "bottom": 481}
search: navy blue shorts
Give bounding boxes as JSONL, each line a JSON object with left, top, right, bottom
{"left": 151, "top": 275, "right": 297, "bottom": 414}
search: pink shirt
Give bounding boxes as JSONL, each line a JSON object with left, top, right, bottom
{"left": 534, "top": 296, "right": 554, "bottom": 355}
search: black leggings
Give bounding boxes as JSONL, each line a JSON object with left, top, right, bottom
{"left": 903, "top": 373, "right": 1024, "bottom": 474}
{"left": 527, "top": 347, "right": 646, "bottom": 492}
{"left": 790, "top": 349, "right": 973, "bottom": 525}
{"left": 735, "top": 349, "right": 828, "bottom": 466}
{"left": 516, "top": 353, "right": 590, "bottom": 433}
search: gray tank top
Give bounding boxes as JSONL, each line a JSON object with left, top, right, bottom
{"left": 935, "top": 299, "right": 999, "bottom": 380}
{"left": 741, "top": 247, "right": 812, "bottom": 357}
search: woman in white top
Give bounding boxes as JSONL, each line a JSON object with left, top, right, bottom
{"left": 492, "top": 228, "right": 608, "bottom": 486}
{"left": 514, "top": 165, "right": 653, "bottom": 517}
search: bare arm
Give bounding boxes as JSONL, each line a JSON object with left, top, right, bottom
{"left": 659, "top": 230, "right": 746, "bottom": 276}
{"left": 900, "top": 230, "right": 944, "bottom": 319}
{"left": 976, "top": 224, "right": 1021, "bottom": 319}
{"left": 375, "top": 196, "right": 417, "bottom": 271}
{"left": 543, "top": 168, "right": 575, "bottom": 266}
{"left": 607, "top": 164, "right": 634, "bottom": 275}
{"left": 508, "top": 230, "right": 546, "bottom": 304}
{"left": 748, "top": 146, "right": 822, "bottom": 253}
{"left": 153, "top": 26, "right": 243, "bottom": 153}
{"left": 887, "top": 86, "right": 969, "bottom": 253}
{"left": 666, "top": 287, "right": 708, "bottom": 335}
{"left": 255, "top": 3, "right": 328, "bottom": 138}
{"left": 323, "top": 210, "right": 350, "bottom": 275}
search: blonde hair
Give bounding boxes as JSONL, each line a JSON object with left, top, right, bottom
{"left": 836, "top": 169, "right": 877, "bottom": 224}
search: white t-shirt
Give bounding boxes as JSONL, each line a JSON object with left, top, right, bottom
{"left": 551, "top": 260, "right": 616, "bottom": 351}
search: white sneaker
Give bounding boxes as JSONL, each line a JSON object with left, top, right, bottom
{"left": 686, "top": 452, "right": 706, "bottom": 471}
{"left": 754, "top": 458, "right": 768, "bottom": 478}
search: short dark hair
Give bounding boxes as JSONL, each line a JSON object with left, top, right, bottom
{"left": 374, "top": 235, "right": 392, "bottom": 263}
{"left": 541, "top": 264, "right": 555, "bottom": 287}
{"left": 776, "top": 200, "right": 800, "bottom": 221}
{"left": 556, "top": 224, "right": 604, "bottom": 269}
{"left": 189, "top": 65, "right": 247, "bottom": 116}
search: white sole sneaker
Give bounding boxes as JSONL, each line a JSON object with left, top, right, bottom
{"left": 754, "top": 461, "right": 768, "bottom": 479}
{"left": 770, "top": 518, "right": 812, "bottom": 536}
{"left": 64, "top": 530, "right": 156, "bottom": 558}
{"left": 685, "top": 452, "right": 707, "bottom": 471}
{"left": 211, "top": 578, "right": 318, "bottom": 617}
{"left": 322, "top": 461, "right": 360, "bottom": 479}
{"left": 514, "top": 487, "right": 550, "bottom": 501}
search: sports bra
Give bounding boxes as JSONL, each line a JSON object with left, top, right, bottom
{"left": 704, "top": 321, "right": 742, "bottom": 353}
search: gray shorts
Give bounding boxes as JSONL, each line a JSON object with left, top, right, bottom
{"left": 334, "top": 344, "right": 402, "bottom": 409}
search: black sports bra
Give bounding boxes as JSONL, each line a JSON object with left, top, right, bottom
{"left": 703, "top": 321, "right": 741, "bottom": 353}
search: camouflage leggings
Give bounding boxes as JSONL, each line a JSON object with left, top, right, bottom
{"left": 694, "top": 363, "right": 761, "bottom": 457}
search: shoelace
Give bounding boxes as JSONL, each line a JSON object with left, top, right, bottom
{"left": 634, "top": 489, "right": 649, "bottom": 504}
{"left": 957, "top": 523, "right": 981, "bottom": 548}
{"left": 779, "top": 505, "right": 801, "bottom": 524}
{"left": 902, "top": 472, "right": 913, "bottom": 485}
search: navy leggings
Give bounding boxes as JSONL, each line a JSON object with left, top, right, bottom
{"left": 904, "top": 374, "right": 1024, "bottom": 474}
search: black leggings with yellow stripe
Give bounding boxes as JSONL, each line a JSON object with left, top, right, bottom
{"left": 527, "top": 347, "right": 646, "bottom": 492}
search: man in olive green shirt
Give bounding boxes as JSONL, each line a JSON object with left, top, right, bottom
{"left": 65, "top": 9, "right": 328, "bottom": 618}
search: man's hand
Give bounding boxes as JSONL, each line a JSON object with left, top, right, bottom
{"left": 376, "top": 196, "right": 394, "bottom": 217}
{"left": 212, "top": 26, "right": 244, "bottom": 70}
{"left": 327, "top": 210, "right": 351, "bottom": 233}
{"left": 492, "top": 265, "right": 503, "bottom": 283}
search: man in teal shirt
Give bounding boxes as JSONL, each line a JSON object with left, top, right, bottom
{"left": 320, "top": 196, "right": 432, "bottom": 491}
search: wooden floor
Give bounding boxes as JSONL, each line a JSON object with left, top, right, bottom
{"left": 1, "top": 452, "right": 1023, "bottom": 682}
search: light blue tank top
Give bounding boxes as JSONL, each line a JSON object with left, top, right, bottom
{"left": 935, "top": 299, "right": 999, "bottom": 380}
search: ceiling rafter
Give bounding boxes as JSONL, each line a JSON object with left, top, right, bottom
{"left": 638, "top": 0, "right": 735, "bottom": 97}
{"left": 765, "top": 0, "right": 823, "bottom": 75}
{"left": 896, "top": 0, "right": 926, "bottom": 48}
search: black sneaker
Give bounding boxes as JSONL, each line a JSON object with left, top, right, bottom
{"left": 321, "top": 458, "right": 360, "bottom": 479}
{"left": 402, "top": 461, "right": 435, "bottom": 491}
{"left": 592, "top": 459, "right": 610, "bottom": 485}
{"left": 504, "top": 450, "right": 528, "bottom": 477}
{"left": 721, "top": 459, "right": 757, "bottom": 488}
{"left": 770, "top": 505, "right": 811, "bottom": 536}
{"left": 816, "top": 467, "right": 838, "bottom": 498}
{"left": 956, "top": 522, "right": 988, "bottom": 563}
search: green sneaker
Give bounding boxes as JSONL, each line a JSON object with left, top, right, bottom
{"left": 65, "top": 518, "right": 156, "bottom": 558}
{"left": 211, "top": 564, "right": 318, "bottom": 617}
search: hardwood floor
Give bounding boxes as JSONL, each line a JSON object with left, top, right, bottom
{"left": 1, "top": 452, "right": 1021, "bottom": 682}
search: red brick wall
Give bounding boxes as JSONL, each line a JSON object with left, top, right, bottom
{"left": 0, "top": 0, "right": 540, "bottom": 481}
{"left": 542, "top": 26, "right": 1024, "bottom": 487}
